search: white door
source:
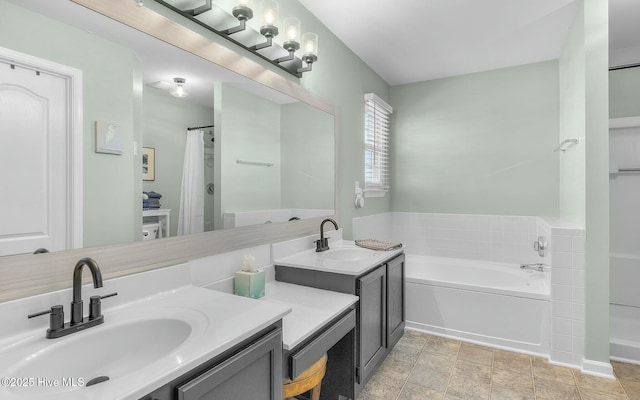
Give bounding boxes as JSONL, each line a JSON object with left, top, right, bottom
{"left": 0, "top": 50, "right": 81, "bottom": 256}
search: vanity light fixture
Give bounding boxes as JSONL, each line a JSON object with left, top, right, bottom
{"left": 155, "top": 0, "right": 318, "bottom": 77}
{"left": 222, "top": 0, "right": 254, "bottom": 35}
{"left": 298, "top": 32, "right": 318, "bottom": 73}
{"left": 170, "top": 77, "right": 190, "bottom": 98}
{"left": 275, "top": 17, "right": 300, "bottom": 63}
{"left": 251, "top": 0, "right": 279, "bottom": 50}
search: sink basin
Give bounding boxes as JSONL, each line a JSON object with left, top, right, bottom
{"left": 5, "top": 318, "right": 191, "bottom": 395}
{"left": 319, "top": 247, "right": 378, "bottom": 261}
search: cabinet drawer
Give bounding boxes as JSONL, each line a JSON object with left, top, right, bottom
{"left": 289, "top": 309, "right": 356, "bottom": 379}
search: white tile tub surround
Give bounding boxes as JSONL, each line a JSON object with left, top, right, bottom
{"left": 354, "top": 212, "right": 546, "bottom": 265}
{"left": 547, "top": 223, "right": 588, "bottom": 371}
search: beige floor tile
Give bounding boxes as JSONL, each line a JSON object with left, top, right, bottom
{"left": 613, "top": 362, "right": 640, "bottom": 384}
{"left": 621, "top": 379, "right": 640, "bottom": 400}
{"left": 377, "top": 355, "right": 416, "bottom": 382}
{"left": 397, "top": 331, "right": 430, "bottom": 350}
{"left": 357, "top": 371, "right": 403, "bottom": 400}
{"left": 574, "top": 371, "right": 627, "bottom": 396}
{"left": 444, "top": 371, "right": 490, "bottom": 400}
{"left": 578, "top": 387, "right": 630, "bottom": 400}
{"left": 457, "top": 342, "right": 494, "bottom": 367}
{"left": 531, "top": 357, "right": 577, "bottom": 385}
{"left": 398, "top": 382, "right": 445, "bottom": 400}
{"left": 490, "top": 383, "right": 535, "bottom": 400}
{"left": 492, "top": 367, "right": 534, "bottom": 390}
{"left": 534, "top": 377, "right": 581, "bottom": 400}
{"left": 493, "top": 349, "right": 532, "bottom": 373}
{"left": 452, "top": 359, "right": 492, "bottom": 381}
{"left": 426, "top": 336, "right": 462, "bottom": 357}
{"left": 415, "top": 351, "right": 457, "bottom": 374}
{"left": 407, "top": 366, "right": 451, "bottom": 392}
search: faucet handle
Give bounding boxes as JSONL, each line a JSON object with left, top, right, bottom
{"left": 89, "top": 292, "right": 118, "bottom": 320}
{"left": 28, "top": 305, "right": 65, "bottom": 332}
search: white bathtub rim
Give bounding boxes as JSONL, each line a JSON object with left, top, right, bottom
{"left": 405, "top": 324, "right": 550, "bottom": 359}
{"left": 405, "top": 254, "right": 550, "bottom": 301}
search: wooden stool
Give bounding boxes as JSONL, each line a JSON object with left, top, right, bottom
{"left": 283, "top": 354, "right": 328, "bottom": 400}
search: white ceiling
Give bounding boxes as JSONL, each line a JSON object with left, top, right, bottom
{"left": 10, "top": 0, "right": 640, "bottom": 103}
{"left": 299, "top": 0, "right": 640, "bottom": 86}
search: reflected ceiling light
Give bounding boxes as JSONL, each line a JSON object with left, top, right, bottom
{"left": 156, "top": 0, "right": 318, "bottom": 77}
{"left": 170, "top": 78, "right": 190, "bottom": 98}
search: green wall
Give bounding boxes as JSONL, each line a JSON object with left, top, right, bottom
{"left": 0, "top": 0, "right": 142, "bottom": 248}
{"left": 610, "top": 67, "right": 640, "bottom": 117}
{"left": 280, "top": 102, "right": 334, "bottom": 211}
{"left": 389, "top": 61, "right": 560, "bottom": 217}
{"left": 142, "top": 90, "right": 214, "bottom": 237}
{"left": 218, "top": 84, "right": 282, "bottom": 216}
{"left": 559, "top": 3, "right": 586, "bottom": 226}
{"left": 583, "top": 0, "right": 610, "bottom": 365}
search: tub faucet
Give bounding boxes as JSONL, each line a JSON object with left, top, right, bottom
{"left": 316, "top": 218, "right": 338, "bottom": 252}
{"left": 520, "top": 263, "right": 546, "bottom": 272}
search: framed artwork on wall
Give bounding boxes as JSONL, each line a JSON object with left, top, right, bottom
{"left": 95, "top": 121, "right": 123, "bottom": 155}
{"left": 142, "top": 147, "right": 155, "bottom": 181}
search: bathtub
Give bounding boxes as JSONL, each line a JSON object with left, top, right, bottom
{"left": 405, "top": 255, "right": 551, "bottom": 355}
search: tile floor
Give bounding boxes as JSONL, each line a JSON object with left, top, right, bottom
{"left": 357, "top": 330, "right": 640, "bottom": 400}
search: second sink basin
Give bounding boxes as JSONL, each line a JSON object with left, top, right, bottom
{"left": 319, "top": 247, "right": 378, "bottom": 261}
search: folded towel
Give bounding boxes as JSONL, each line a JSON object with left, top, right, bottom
{"left": 144, "top": 191, "right": 162, "bottom": 199}
{"left": 355, "top": 239, "right": 403, "bottom": 251}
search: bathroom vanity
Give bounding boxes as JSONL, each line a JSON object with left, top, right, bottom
{"left": 274, "top": 244, "right": 405, "bottom": 394}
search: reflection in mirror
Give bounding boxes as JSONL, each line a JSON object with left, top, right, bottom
{"left": 0, "top": 0, "right": 334, "bottom": 256}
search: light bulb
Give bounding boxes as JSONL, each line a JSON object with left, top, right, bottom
{"left": 283, "top": 17, "right": 300, "bottom": 43}
{"left": 260, "top": 0, "right": 278, "bottom": 26}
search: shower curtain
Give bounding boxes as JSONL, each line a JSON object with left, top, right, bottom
{"left": 177, "top": 130, "right": 205, "bottom": 235}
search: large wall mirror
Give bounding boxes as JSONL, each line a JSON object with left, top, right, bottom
{"left": 0, "top": 0, "right": 337, "bottom": 301}
{"left": 0, "top": 0, "right": 335, "bottom": 257}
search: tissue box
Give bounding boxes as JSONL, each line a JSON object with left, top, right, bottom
{"left": 234, "top": 270, "right": 265, "bottom": 299}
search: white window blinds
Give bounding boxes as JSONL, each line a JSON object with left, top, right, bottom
{"left": 364, "top": 93, "right": 393, "bottom": 195}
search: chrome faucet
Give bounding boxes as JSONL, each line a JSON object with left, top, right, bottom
{"left": 520, "top": 263, "right": 546, "bottom": 272}
{"left": 28, "top": 257, "right": 117, "bottom": 339}
{"left": 315, "top": 218, "right": 338, "bottom": 252}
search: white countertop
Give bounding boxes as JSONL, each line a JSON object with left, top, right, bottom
{"left": 274, "top": 240, "right": 405, "bottom": 276}
{"left": 258, "top": 281, "right": 358, "bottom": 350}
{"left": 0, "top": 285, "right": 290, "bottom": 400}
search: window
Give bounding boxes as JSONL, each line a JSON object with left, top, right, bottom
{"left": 364, "top": 93, "right": 393, "bottom": 197}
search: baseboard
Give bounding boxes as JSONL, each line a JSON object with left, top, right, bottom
{"left": 582, "top": 358, "right": 615, "bottom": 379}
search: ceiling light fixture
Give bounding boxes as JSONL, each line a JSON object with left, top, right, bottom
{"left": 170, "top": 77, "right": 189, "bottom": 98}
{"left": 155, "top": 0, "right": 318, "bottom": 77}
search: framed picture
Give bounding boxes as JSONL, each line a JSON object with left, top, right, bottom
{"left": 95, "top": 121, "right": 123, "bottom": 155}
{"left": 142, "top": 147, "right": 155, "bottom": 181}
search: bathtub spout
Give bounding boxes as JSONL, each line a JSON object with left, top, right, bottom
{"left": 520, "top": 263, "right": 546, "bottom": 272}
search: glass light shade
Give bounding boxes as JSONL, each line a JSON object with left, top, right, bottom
{"left": 170, "top": 78, "right": 190, "bottom": 98}
{"left": 301, "top": 32, "right": 318, "bottom": 57}
{"left": 236, "top": 0, "right": 253, "bottom": 7}
{"left": 282, "top": 17, "right": 300, "bottom": 43}
{"left": 260, "top": 0, "right": 279, "bottom": 27}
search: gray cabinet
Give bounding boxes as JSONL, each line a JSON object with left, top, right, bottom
{"left": 357, "top": 265, "right": 387, "bottom": 385}
{"left": 140, "top": 324, "right": 282, "bottom": 400}
{"left": 386, "top": 254, "right": 405, "bottom": 349}
{"left": 275, "top": 252, "right": 405, "bottom": 397}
